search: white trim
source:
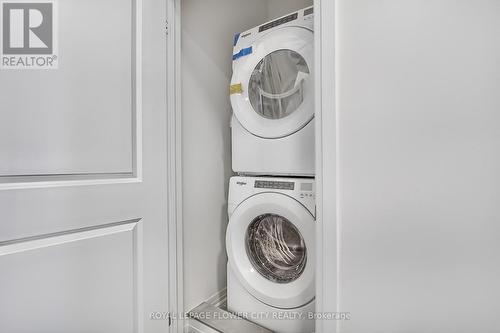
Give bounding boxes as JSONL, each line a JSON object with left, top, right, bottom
{"left": 0, "top": 220, "right": 140, "bottom": 256}
{"left": 133, "top": 0, "right": 144, "bottom": 181}
{"left": 315, "top": 0, "right": 339, "bottom": 333}
{"left": 0, "top": 177, "right": 141, "bottom": 191}
{"left": 167, "top": 0, "right": 184, "bottom": 332}
{"left": 133, "top": 220, "right": 145, "bottom": 333}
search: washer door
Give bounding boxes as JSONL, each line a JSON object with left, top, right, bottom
{"left": 226, "top": 193, "right": 315, "bottom": 309}
{"left": 231, "top": 27, "right": 314, "bottom": 139}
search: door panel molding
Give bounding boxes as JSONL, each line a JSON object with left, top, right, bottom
{"left": 0, "top": 219, "right": 141, "bottom": 253}
{"left": 0, "top": 219, "right": 144, "bottom": 332}
{"left": 0, "top": 172, "right": 141, "bottom": 190}
{"left": 0, "top": 0, "right": 143, "bottom": 185}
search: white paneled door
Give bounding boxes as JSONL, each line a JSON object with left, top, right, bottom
{"left": 0, "top": 0, "right": 170, "bottom": 332}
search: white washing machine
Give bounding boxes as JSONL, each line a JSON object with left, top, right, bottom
{"left": 230, "top": 7, "right": 315, "bottom": 176}
{"left": 226, "top": 176, "right": 315, "bottom": 333}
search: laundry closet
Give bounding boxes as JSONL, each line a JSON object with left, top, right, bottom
{"left": 181, "top": 0, "right": 314, "bottom": 332}
{"left": 3, "top": 1, "right": 500, "bottom": 333}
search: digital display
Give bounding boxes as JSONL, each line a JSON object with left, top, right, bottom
{"left": 259, "top": 13, "right": 298, "bottom": 33}
{"left": 304, "top": 7, "right": 314, "bottom": 16}
{"left": 300, "top": 182, "right": 313, "bottom": 191}
{"left": 255, "top": 180, "right": 295, "bottom": 190}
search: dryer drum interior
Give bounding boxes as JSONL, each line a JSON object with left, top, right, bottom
{"left": 248, "top": 49, "right": 310, "bottom": 120}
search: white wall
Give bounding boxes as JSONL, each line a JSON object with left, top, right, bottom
{"left": 267, "top": 0, "right": 313, "bottom": 20}
{"left": 336, "top": 1, "right": 500, "bottom": 332}
{"left": 181, "top": 0, "right": 268, "bottom": 311}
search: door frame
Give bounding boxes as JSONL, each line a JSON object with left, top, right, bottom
{"left": 166, "top": 0, "right": 183, "bottom": 332}
{"left": 314, "top": 0, "right": 338, "bottom": 332}
{"left": 165, "top": 1, "right": 339, "bottom": 332}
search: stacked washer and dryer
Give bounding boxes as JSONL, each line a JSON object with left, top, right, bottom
{"left": 226, "top": 7, "right": 316, "bottom": 333}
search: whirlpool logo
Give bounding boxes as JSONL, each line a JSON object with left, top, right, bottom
{"left": 1, "top": 0, "right": 58, "bottom": 69}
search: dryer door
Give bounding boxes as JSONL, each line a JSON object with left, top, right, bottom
{"left": 226, "top": 192, "right": 315, "bottom": 309}
{"left": 230, "top": 27, "right": 314, "bottom": 139}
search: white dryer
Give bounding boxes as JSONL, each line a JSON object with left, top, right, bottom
{"left": 226, "top": 176, "right": 315, "bottom": 333}
{"left": 230, "top": 7, "right": 315, "bottom": 176}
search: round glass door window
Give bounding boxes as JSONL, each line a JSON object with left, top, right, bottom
{"left": 246, "top": 213, "right": 307, "bottom": 283}
{"left": 248, "top": 50, "right": 310, "bottom": 120}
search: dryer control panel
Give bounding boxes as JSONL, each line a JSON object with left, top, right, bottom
{"left": 232, "top": 5, "right": 314, "bottom": 61}
{"left": 258, "top": 12, "right": 298, "bottom": 32}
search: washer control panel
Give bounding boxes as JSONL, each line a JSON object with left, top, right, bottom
{"left": 253, "top": 179, "right": 315, "bottom": 204}
{"left": 229, "top": 176, "right": 316, "bottom": 217}
{"left": 299, "top": 181, "right": 314, "bottom": 199}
